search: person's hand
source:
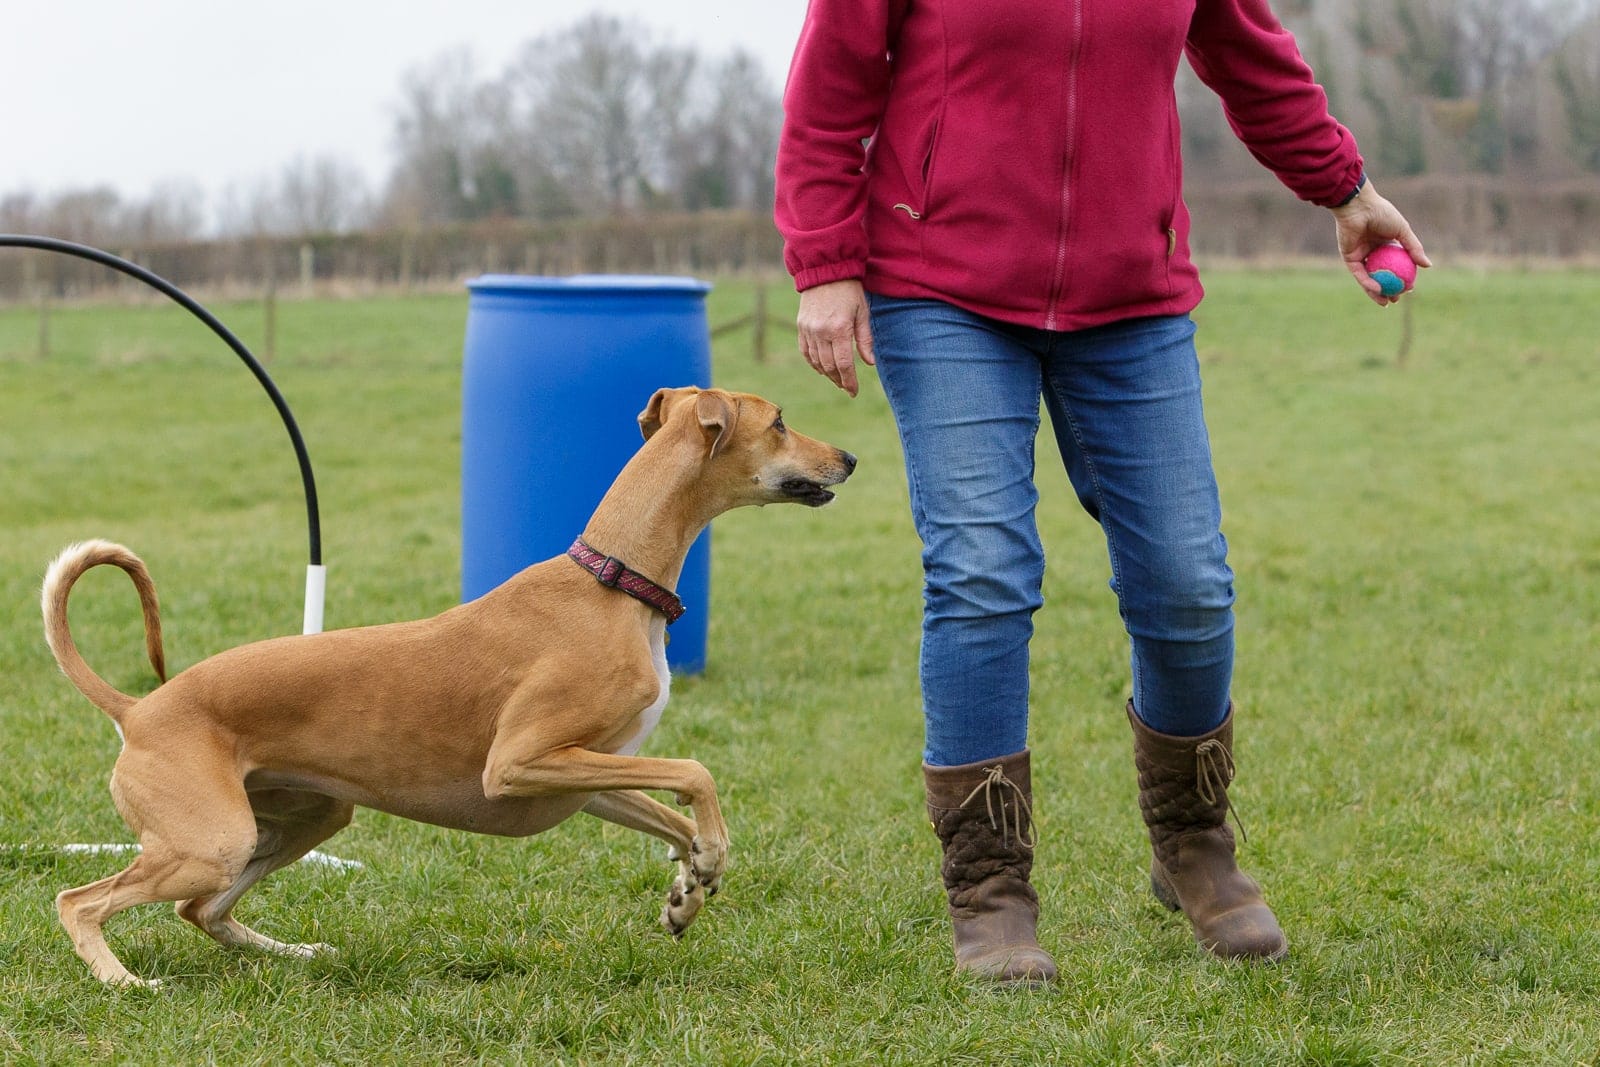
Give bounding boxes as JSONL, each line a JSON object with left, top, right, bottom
{"left": 1331, "top": 179, "right": 1433, "bottom": 306}
{"left": 796, "top": 279, "right": 875, "bottom": 397}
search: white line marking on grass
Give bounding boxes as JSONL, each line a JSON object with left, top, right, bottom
{"left": 0, "top": 843, "right": 364, "bottom": 870}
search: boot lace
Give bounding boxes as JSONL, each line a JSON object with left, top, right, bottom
{"left": 961, "top": 765, "right": 1036, "bottom": 848}
{"left": 1195, "top": 739, "right": 1248, "bottom": 843}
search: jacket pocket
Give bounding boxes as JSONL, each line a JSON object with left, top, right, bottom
{"left": 916, "top": 113, "right": 944, "bottom": 217}
{"left": 1161, "top": 104, "right": 1182, "bottom": 297}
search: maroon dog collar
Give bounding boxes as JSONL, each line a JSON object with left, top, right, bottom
{"left": 566, "top": 539, "right": 685, "bottom": 623}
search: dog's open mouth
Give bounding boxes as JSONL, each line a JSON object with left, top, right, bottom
{"left": 778, "top": 478, "right": 837, "bottom": 506}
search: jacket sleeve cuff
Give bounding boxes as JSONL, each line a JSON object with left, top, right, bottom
{"left": 791, "top": 260, "right": 868, "bottom": 293}
{"left": 1306, "top": 162, "right": 1368, "bottom": 208}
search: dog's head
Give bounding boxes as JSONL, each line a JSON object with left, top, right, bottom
{"left": 638, "top": 386, "right": 855, "bottom": 508}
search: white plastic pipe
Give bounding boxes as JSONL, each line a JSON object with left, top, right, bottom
{"left": 0, "top": 843, "right": 362, "bottom": 870}
{"left": 303, "top": 564, "right": 327, "bottom": 635}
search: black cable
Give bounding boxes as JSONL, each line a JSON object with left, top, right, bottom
{"left": 0, "top": 234, "right": 322, "bottom": 566}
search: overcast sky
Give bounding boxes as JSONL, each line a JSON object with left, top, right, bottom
{"left": 2, "top": 1, "right": 805, "bottom": 205}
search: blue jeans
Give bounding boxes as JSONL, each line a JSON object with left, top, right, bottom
{"left": 869, "top": 295, "right": 1234, "bottom": 766}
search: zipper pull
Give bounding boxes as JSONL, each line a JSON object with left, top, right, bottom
{"left": 1167, "top": 228, "right": 1177, "bottom": 257}
{"left": 893, "top": 203, "right": 922, "bottom": 220}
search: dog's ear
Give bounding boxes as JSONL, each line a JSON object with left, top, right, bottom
{"left": 695, "top": 390, "right": 740, "bottom": 458}
{"left": 638, "top": 386, "right": 699, "bottom": 440}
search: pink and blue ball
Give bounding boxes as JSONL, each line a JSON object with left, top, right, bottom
{"left": 1363, "top": 242, "right": 1417, "bottom": 297}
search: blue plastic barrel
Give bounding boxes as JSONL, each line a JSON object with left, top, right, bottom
{"left": 461, "top": 274, "right": 713, "bottom": 673}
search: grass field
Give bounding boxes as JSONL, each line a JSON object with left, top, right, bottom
{"left": 1, "top": 268, "right": 1597, "bottom": 1064}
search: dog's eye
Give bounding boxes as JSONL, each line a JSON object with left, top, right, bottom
{"left": 772, "top": 416, "right": 787, "bottom": 434}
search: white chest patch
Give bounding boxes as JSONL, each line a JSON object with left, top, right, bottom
{"left": 615, "top": 627, "right": 671, "bottom": 757}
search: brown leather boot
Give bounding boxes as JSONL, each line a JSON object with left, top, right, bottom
{"left": 1128, "top": 702, "right": 1288, "bottom": 962}
{"left": 924, "top": 749, "right": 1058, "bottom": 985}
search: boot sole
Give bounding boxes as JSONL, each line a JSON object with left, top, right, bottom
{"left": 957, "top": 949, "right": 1059, "bottom": 987}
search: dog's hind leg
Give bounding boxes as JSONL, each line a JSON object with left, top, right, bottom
{"left": 57, "top": 745, "right": 259, "bottom": 986}
{"left": 583, "top": 790, "right": 711, "bottom": 935}
{"left": 58, "top": 848, "right": 245, "bottom": 987}
{"left": 176, "top": 790, "right": 353, "bottom": 959}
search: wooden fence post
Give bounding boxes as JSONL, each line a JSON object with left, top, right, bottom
{"left": 1396, "top": 294, "right": 1414, "bottom": 367}
{"left": 263, "top": 243, "right": 279, "bottom": 364}
{"left": 25, "top": 255, "right": 49, "bottom": 360}
{"left": 37, "top": 292, "right": 50, "bottom": 361}
{"left": 709, "top": 279, "right": 796, "bottom": 364}
{"left": 753, "top": 282, "right": 768, "bottom": 363}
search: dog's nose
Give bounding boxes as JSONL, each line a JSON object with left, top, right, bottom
{"left": 840, "top": 450, "right": 858, "bottom": 475}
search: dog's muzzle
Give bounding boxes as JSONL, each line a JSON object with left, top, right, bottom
{"left": 778, "top": 479, "right": 837, "bottom": 506}
{"left": 779, "top": 450, "right": 857, "bottom": 507}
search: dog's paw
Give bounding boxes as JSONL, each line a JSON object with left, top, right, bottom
{"left": 688, "top": 835, "right": 727, "bottom": 891}
{"left": 276, "top": 941, "right": 336, "bottom": 959}
{"left": 660, "top": 873, "right": 705, "bottom": 937}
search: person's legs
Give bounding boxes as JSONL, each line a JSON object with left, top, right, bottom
{"left": 1038, "top": 314, "right": 1284, "bottom": 961}
{"left": 870, "top": 294, "right": 1046, "bottom": 767}
{"left": 870, "top": 293, "right": 1056, "bottom": 984}
{"left": 1038, "top": 314, "right": 1233, "bottom": 737}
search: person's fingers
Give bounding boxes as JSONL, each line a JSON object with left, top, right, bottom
{"left": 1343, "top": 256, "right": 1394, "bottom": 306}
{"left": 1394, "top": 224, "right": 1432, "bottom": 269}
{"left": 803, "top": 326, "right": 854, "bottom": 394}
{"left": 797, "top": 330, "right": 823, "bottom": 374}
{"left": 855, "top": 310, "right": 876, "bottom": 368}
{"left": 831, "top": 337, "right": 859, "bottom": 396}
{"left": 1352, "top": 267, "right": 1391, "bottom": 305}
{"left": 811, "top": 335, "right": 836, "bottom": 378}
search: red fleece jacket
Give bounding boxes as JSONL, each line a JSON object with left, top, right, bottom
{"left": 775, "top": 0, "right": 1365, "bottom": 331}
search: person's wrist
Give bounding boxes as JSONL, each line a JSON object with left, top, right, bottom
{"left": 1332, "top": 172, "right": 1368, "bottom": 209}
{"left": 1331, "top": 170, "right": 1369, "bottom": 211}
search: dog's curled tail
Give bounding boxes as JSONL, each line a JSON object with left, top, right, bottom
{"left": 41, "top": 540, "right": 167, "bottom": 722}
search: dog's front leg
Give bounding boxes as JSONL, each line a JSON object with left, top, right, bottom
{"left": 581, "top": 790, "right": 696, "bottom": 859}
{"left": 483, "top": 745, "right": 729, "bottom": 907}
{"left": 583, "top": 791, "right": 715, "bottom": 935}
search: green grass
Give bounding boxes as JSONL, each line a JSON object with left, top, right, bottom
{"left": 2, "top": 268, "right": 1599, "bottom": 1064}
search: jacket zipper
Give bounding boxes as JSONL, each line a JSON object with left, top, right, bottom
{"left": 1044, "top": 0, "right": 1084, "bottom": 331}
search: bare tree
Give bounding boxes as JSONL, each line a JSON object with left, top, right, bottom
{"left": 1553, "top": 15, "right": 1600, "bottom": 169}
{"left": 696, "top": 50, "right": 783, "bottom": 211}
{"left": 275, "top": 157, "right": 372, "bottom": 235}
{"left": 117, "top": 180, "right": 208, "bottom": 243}
{"left": 0, "top": 192, "right": 43, "bottom": 234}
{"left": 510, "top": 15, "right": 653, "bottom": 214}
{"left": 640, "top": 44, "right": 703, "bottom": 209}
{"left": 212, "top": 159, "right": 369, "bottom": 238}
{"left": 40, "top": 188, "right": 123, "bottom": 245}
{"left": 214, "top": 177, "right": 280, "bottom": 238}
{"left": 496, "top": 19, "right": 782, "bottom": 218}
{"left": 385, "top": 48, "right": 517, "bottom": 226}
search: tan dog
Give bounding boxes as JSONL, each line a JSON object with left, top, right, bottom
{"left": 41, "top": 386, "right": 855, "bottom": 987}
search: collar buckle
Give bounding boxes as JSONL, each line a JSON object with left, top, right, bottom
{"left": 595, "top": 556, "right": 625, "bottom": 587}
